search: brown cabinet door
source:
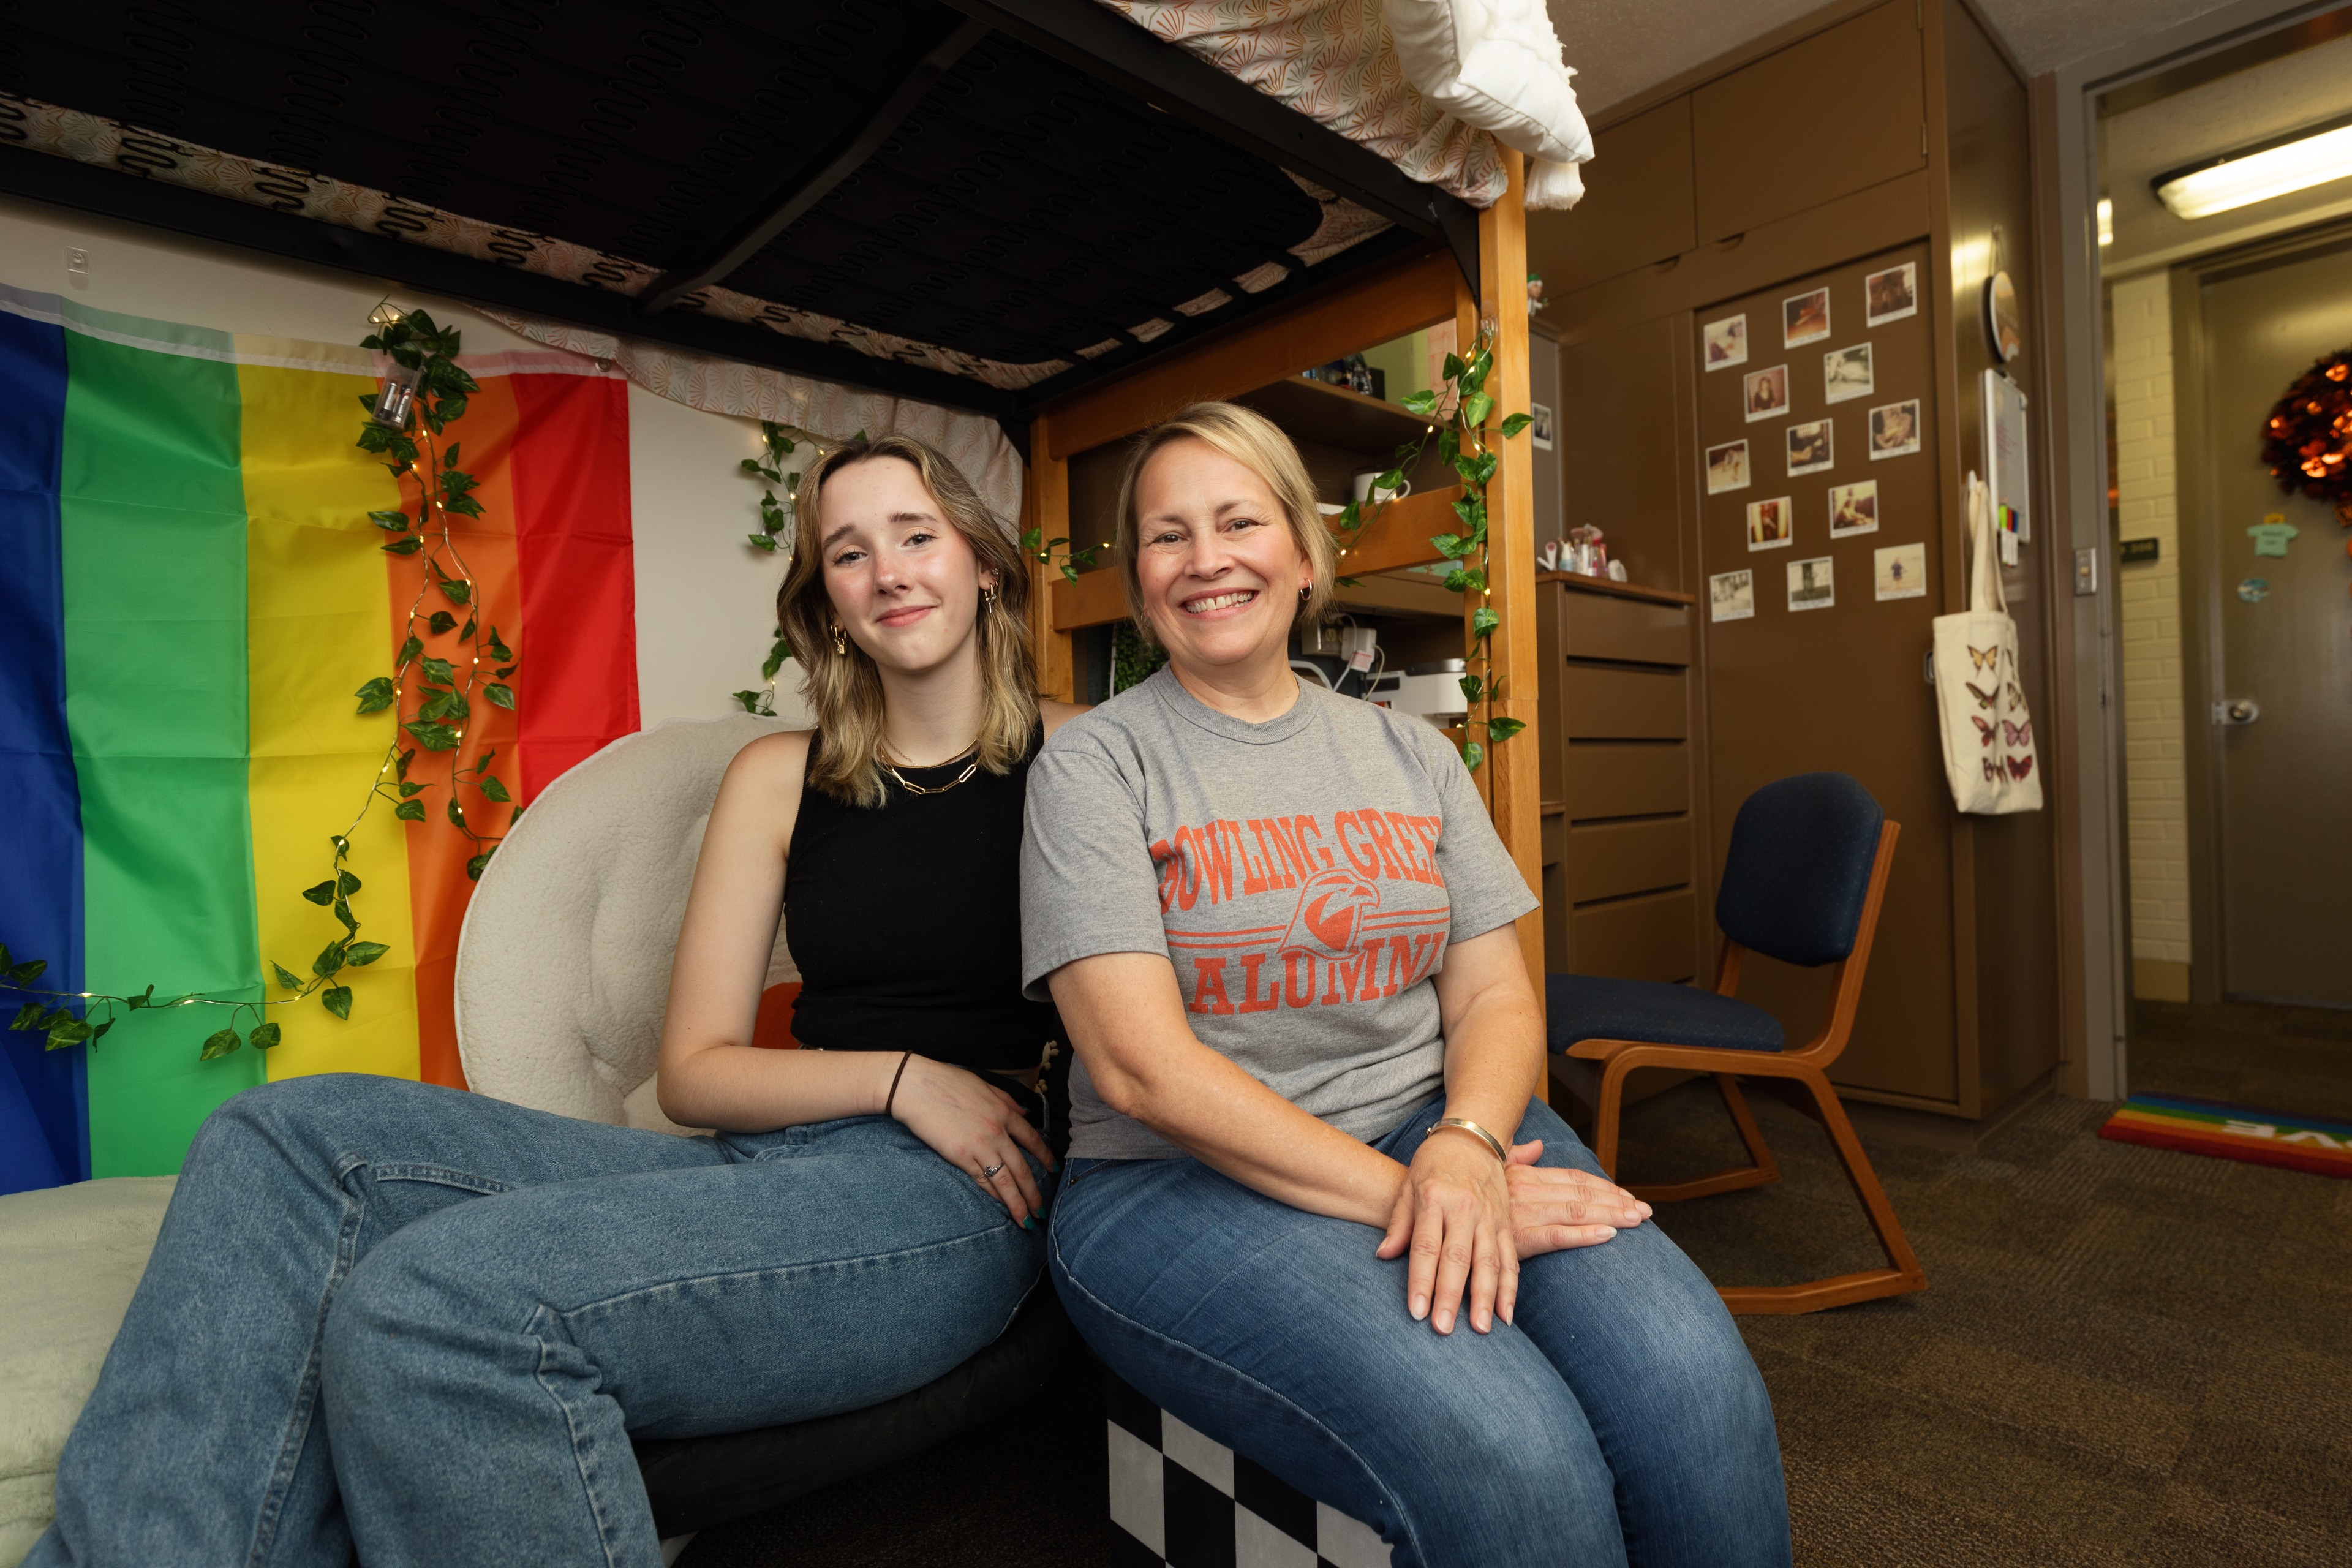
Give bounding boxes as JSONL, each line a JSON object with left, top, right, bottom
{"left": 1531, "top": 97, "right": 1697, "bottom": 295}
{"left": 1691, "top": 0, "right": 1926, "bottom": 244}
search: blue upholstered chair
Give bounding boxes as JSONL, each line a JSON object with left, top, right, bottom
{"left": 1547, "top": 772, "right": 1926, "bottom": 1315}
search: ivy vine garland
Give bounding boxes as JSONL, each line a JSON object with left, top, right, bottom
{"left": 1346, "top": 321, "right": 1532, "bottom": 773}
{"left": 2261, "top": 347, "right": 2352, "bottom": 525}
{"left": 4, "top": 308, "right": 519, "bottom": 1061}
{"left": 733, "top": 419, "right": 804, "bottom": 717}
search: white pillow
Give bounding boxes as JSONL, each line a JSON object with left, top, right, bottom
{"left": 1385, "top": 0, "right": 1596, "bottom": 177}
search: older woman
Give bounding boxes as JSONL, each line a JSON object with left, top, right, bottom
{"left": 1024, "top": 403, "right": 1789, "bottom": 1567}
{"left": 33, "top": 437, "right": 1076, "bottom": 1568}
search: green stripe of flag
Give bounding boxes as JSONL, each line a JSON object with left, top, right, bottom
{"left": 62, "top": 330, "right": 263, "bottom": 1177}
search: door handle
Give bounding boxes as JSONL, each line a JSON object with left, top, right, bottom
{"left": 2216, "top": 698, "right": 2260, "bottom": 726}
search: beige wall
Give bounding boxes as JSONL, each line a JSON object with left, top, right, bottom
{"left": 2106, "top": 270, "right": 2191, "bottom": 1000}
{"left": 0, "top": 197, "right": 815, "bottom": 731}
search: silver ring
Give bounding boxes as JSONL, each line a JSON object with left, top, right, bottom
{"left": 979, "top": 1161, "right": 1006, "bottom": 1180}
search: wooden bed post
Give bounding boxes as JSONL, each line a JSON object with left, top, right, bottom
{"left": 1472, "top": 149, "right": 1547, "bottom": 987}
{"left": 1027, "top": 412, "right": 1077, "bottom": 703}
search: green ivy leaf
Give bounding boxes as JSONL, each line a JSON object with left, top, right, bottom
{"left": 747, "top": 533, "right": 777, "bottom": 552}
{"left": 732, "top": 690, "right": 764, "bottom": 713}
{"left": 382, "top": 536, "right": 425, "bottom": 556}
{"left": 484, "top": 683, "right": 516, "bottom": 711}
{"left": 397, "top": 781, "right": 424, "bottom": 798}
{"left": 402, "top": 720, "right": 461, "bottom": 752}
{"left": 1499, "top": 412, "right": 1534, "bottom": 439}
{"left": 1442, "top": 352, "right": 1465, "bottom": 383}
{"left": 6, "top": 957, "right": 47, "bottom": 987}
{"left": 739, "top": 458, "right": 764, "bottom": 475}
{"left": 1472, "top": 606, "right": 1500, "bottom": 639}
{"left": 478, "top": 774, "right": 511, "bottom": 802}
{"left": 399, "top": 635, "right": 424, "bottom": 665}
{"left": 443, "top": 441, "right": 462, "bottom": 469}
{"left": 126, "top": 984, "right": 155, "bottom": 1010}
{"left": 396, "top": 747, "right": 417, "bottom": 781}
{"left": 441, "top": 579, "right": 473, "bottom": 606}
{"left": 420, "top": 656, "right": 456, "bottom": 687}
{"left": 48, "top": 1015, "right": 94, "bottom": 1049}
{"left": 9, "top": 1002, "right": 43, "bottom": 1030}
{"left": 1462, "top": 393, "right": 1494, "bottom": 428}
{"left": 249, "top": 1021, "right": 282, "bottom": 1050}
{"left": 1401, "top": 389, "right": 1440, "bottom": 417}
{"left": 344, "top": 941, "right": 390, "bottom": 967}
{"left": 1444, "top": 568, "right": 1472, "bottom": 594}
{"left": 1461, "top": 740, "right": 1485, "bottom": 774}
{"left": 426, "top": 611, "right": 457, "bottom": 635}
{"left": 332, "top": 899, "right": 358, "bottom": 936}
{"left": 1459, "top": 673, "right": 1485, "bottom": 703}
{"left": 273, "top": 962, "right": 306, "bottom": 991}
{"left": 485, "top": 628, "right": 512, "bottom": 661}
{"left": 200, "top": 1027, "right": 242, "bottom": 1060}
{"left": 337, "top": 870, "right": 361, "bottom": 897}
{"left": 314, "top": 940, "right": 348, "bottom": 979}
{"left": 90, "top": 1017, "right": 113, "bottom": 1042}
{"left": 322, "top": 986, "right": 353, "bottom": 1021}
{"left": 301, "top": 880, "right": 336, "bottom": 906}
{"left": 369, "top": 509, "right": 411, "bottom": 532}
{"left": 1485, "top": 715, "right": 1527, "bottom": 744}
{"left": 1431, "top": 533, "right": 1469, "bottom": 560}
{"left": 465, "top": 851, "right": 494, "bottom": 881}
{"left": 354, "top": 676, "right": 397, "bottom": 714}
{"left": 394, "top": 799, "right": 427, "bottom": 821}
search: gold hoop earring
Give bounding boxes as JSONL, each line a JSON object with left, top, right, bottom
{"left": 831, "top": 623, "right": 848, "bottom": 656}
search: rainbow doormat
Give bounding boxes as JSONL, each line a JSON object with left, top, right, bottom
{"left": 0, "top": 284, "right": 639, "bottom": 1194}
{"left": 2100, "top": 1093, "right": 2352, "bottom": 1179}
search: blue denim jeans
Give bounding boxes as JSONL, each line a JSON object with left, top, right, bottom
{"left": 1049, "top": 1093, "right": 1790, "bottom": 1568}
{"left": 29, "top": 1073, "right": 1044, "bottom": 1568}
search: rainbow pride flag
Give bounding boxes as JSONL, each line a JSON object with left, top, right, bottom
{"left": 2100, "top": 1093, "right": 2352, "bottom": 1180}
{"left": 0, "top": 285, "right": 638, "bottom": 1193}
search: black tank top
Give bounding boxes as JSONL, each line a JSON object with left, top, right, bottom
{"left": 783, "top": 731, "right": 1061, "bottom": 1072}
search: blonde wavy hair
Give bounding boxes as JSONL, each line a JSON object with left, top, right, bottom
{"left": 1113, "top": 401, "right": 1336, "bottom": 643}
{"left": 778, "top": 436, "right": 1038, "bottom": 807}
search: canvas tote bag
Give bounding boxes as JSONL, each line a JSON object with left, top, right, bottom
{"left": 1932, "top": 473, "right": 2043, "bottom": 813}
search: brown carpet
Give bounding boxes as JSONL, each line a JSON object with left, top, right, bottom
{"left": 685, "top": 1008, "right": 2351, "bottom": 1567}
{"left": 2130, "top": 998, "right": 2352, "bottom": 1123}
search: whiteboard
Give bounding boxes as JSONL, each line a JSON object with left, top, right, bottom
{"left": 1980, "top": 368, "right": 2029, "bottom": 543}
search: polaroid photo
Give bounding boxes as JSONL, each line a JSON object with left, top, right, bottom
{"left": 1705, "top": 439, "right": 1752, "bottom": 494}
{"left": 1787, "top": 556, "right": 1834, "bottom": 612}
{"left": 1875, "top": 541, "right": 1927, "bottom": 600}
{"left": 1529, "top": 402, "right": 1554, "bottom": 450}
{"left": 1746, "top": 496, "right": 1794, "bottom": 551}
{"left": 1703, "top": 314, "right": 1749, "bottom": 371}
{"left": 1868, "top": 399, "right": 1923, "bottom": 460}
{"left": 1828, "top": 479, "right": 1878, "bottom": 537}
{"left": 1710, "top": 569, "right": 1755, "bottom": 622}
{"left": 1866, "top": 261, "right": 1918, "bottom": 326}
{"left": 1785, "top": 420, "right": 1834, "bottom": 477}
{"left": 1743, "top": 364, "right": 1789, "bottom": 422}
{"left": 1823, "top": 342, "right": 1874, "bottom": 404}
{"left": 1782, "top": 287, "right": 1831, "bottom": 347}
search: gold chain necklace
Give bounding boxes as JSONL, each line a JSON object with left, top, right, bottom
{"left": 881, "top": 739, "right": 980, "bottom": 796}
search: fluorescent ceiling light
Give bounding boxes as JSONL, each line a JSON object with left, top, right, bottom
{"left": 2152, "top": 115, "right": 2352, "bottom": 219}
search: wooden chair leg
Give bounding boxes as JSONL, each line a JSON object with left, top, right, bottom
{"left": 1589, "top": 1057, "right": 1630, "bottom": 1180}
{"left": 1627, "top": 1074, "right": 1781, "bottom": 1205}
{"left": 1716, "top": 1068, "right": 1928, "bottom": 1316}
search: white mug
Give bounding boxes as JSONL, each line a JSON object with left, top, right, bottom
{"left": 1352, "top": 469, "right": 1412, "bottom": 504}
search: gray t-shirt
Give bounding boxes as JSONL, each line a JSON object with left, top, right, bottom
{"left": 1020, "top": 668, "right": 1539, "bottom": 1160}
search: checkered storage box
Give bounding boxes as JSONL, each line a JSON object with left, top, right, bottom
{"left": 1105, "top": 1372, "right": 1392, "bottom": 1568}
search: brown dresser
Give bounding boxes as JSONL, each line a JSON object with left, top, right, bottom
{"left": 1533, "top": 572, "right": 1706, "bottom": 986}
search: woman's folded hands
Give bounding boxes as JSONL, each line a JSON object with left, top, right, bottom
{"left": 1376, "top": 1134, "right": 1651, "bottom": 1336}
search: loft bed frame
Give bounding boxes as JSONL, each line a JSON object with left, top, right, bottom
{"left": 1, "top": 0, "right": 1545, "bottom": 973}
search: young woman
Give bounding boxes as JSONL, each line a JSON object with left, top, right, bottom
{"left": 32, "top": 435, "right": 1078, "bottom": 1568}
{"left": 1023, "top": 403, "right": 1790, "bottom": 1568}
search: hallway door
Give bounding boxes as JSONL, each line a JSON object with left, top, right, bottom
{"left": 2195, "top": 244, "right": 2352, "bottom": 1006}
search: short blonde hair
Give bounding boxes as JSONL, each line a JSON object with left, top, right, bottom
{"left": 777, "top": 436, "right": 1038, "bottom": 807}
{"left": 1113, "top": 402, "right": 1336, "bottom": 641}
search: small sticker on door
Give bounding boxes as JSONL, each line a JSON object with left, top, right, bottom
{"left": 2248, "top": 513, "right": 2299, "bottom": 556}
{"left": 2238, "top": 577, "right": 2270, "bottom": 603}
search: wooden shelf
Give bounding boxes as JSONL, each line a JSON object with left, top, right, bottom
{"left": 1534, "top": 569, "right": 1697, "bottom": 606}
{"left": 1234, "top": 375, "right": 1435, "bottom": 456}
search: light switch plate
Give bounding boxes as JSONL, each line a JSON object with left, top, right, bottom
{"left": 2074, "top": 546, "right": 2098, "bottom": 596}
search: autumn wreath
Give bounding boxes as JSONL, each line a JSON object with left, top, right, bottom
{"left": 2261, "top": 348, "right": 2352, "bottom": 524}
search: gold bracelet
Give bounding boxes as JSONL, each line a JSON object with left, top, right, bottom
{"left": 1426, "top": 1117, "right": 1507, "bottom": 1163}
